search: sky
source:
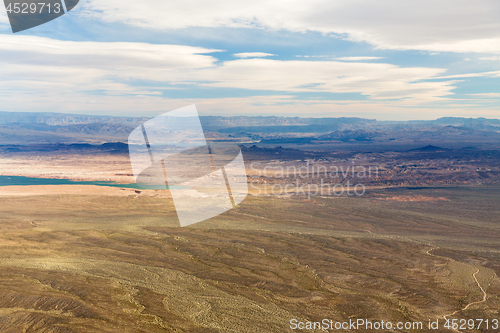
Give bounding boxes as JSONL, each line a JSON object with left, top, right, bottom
{"left": 0, "top": 0, "right": 499, "bottom": 120}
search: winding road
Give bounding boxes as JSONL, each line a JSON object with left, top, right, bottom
{"left": 426, "top": 248, "right": 489, "bottom": 333}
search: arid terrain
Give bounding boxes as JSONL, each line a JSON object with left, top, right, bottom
{"left": 0, "top": 153, "right": 499, "bottom": 332}
{"left": 0, "top": 112, "right": 499, "bottom": 332}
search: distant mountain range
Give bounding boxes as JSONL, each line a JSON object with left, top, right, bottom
{"left": 2, "top": 111, "right": 497, "bottom": 128}
{"left": 0, "top": 111, "right": 498, "bottom": 148}
{"left": 0, "top": 111, "right": 147, "bottom": 126}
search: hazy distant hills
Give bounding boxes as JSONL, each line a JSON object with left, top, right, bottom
{"left": 0, "top": 111, "right": 146, "bottom": 144}
{"left": 0, "top": 111, "right": 147, "bottom": 126}
{"left": 1, "top": 111, "right": 497, "bottom": 128}
{"left": 0, "top": 111, "right": 376, "bottom": 127}
{"left": 0, "top": 111, "right": 498, "bottom": 149}
{"left": 199, "top": 116, "right": 375, "bottom": 129}
{"left": 3, "top": 122, "right": 135, "bottom": 136}
{"left": 422, "top": 117, "right": 500, "bottom": 126}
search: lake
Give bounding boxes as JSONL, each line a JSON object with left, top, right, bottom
{"left": 0, "top": 175, "right": 175, "bottom": 190}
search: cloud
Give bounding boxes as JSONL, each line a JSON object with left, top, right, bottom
{"left": 379, "top": 39, "right": 500, "bottom": 54}
{"left": 0, "top": 7, "right": 9, "bottom": 24}
{"left": 1, "top": 91, "right": 497, "bottom": 120}
{"left": 295, "top": 55, "right": 330, "bottom": 58}
{"left": 0, "top": 35, "right": 483, "bottom": 119}
{"left": 191, "top": 59, "right": 453, "bottom": 101}
{"left": 335, "top": 57, "right": 384, "bottom": 61}
{"left": 79, "top": 0, "right": 500, "bottom": 53}
{"left": 435, "top": 70, "right": 500, "bottom": 79}
{"left": 233, "top": 52, "right": 275, "bottom": 58}
{"left": 0, "top": 35, "right": 220, "bottom": 69}
{"left": 468, "top": 93, "right": 500, "bottom": 98}
{"left": 0, "top": 35, "right": 455, "bottom": 100}
{"left": 479, "top": 56, "right": 500, "bottom": 61}
{"left": 0, "top": 34, "right": 221, "bottom": 95}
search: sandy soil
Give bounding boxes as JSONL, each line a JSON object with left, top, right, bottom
{"left": 0, "top": 154, "right": 134, "bottom": 183}
{"left": 0, "top": 185, "right": 135, "bottom": 196}
{"left": 374, "top": 194, "right": 450, "bottom": 202}
{"left": 0, "top": 185, "right": 168, "bottom": 197}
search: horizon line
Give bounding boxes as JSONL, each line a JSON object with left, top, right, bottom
{"left": 0, "top": 110, "right": 499, "bottom": 123}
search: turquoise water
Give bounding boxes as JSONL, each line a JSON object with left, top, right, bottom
{"left": 0, "top": 175, "right": 172, "bottom": 190}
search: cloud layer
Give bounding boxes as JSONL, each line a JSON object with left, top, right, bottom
{"left": 79, "top": 0, "right": 500, "bottom": 53}
{"left": 0, "top": 35, "right": 458, "bottom": 108}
